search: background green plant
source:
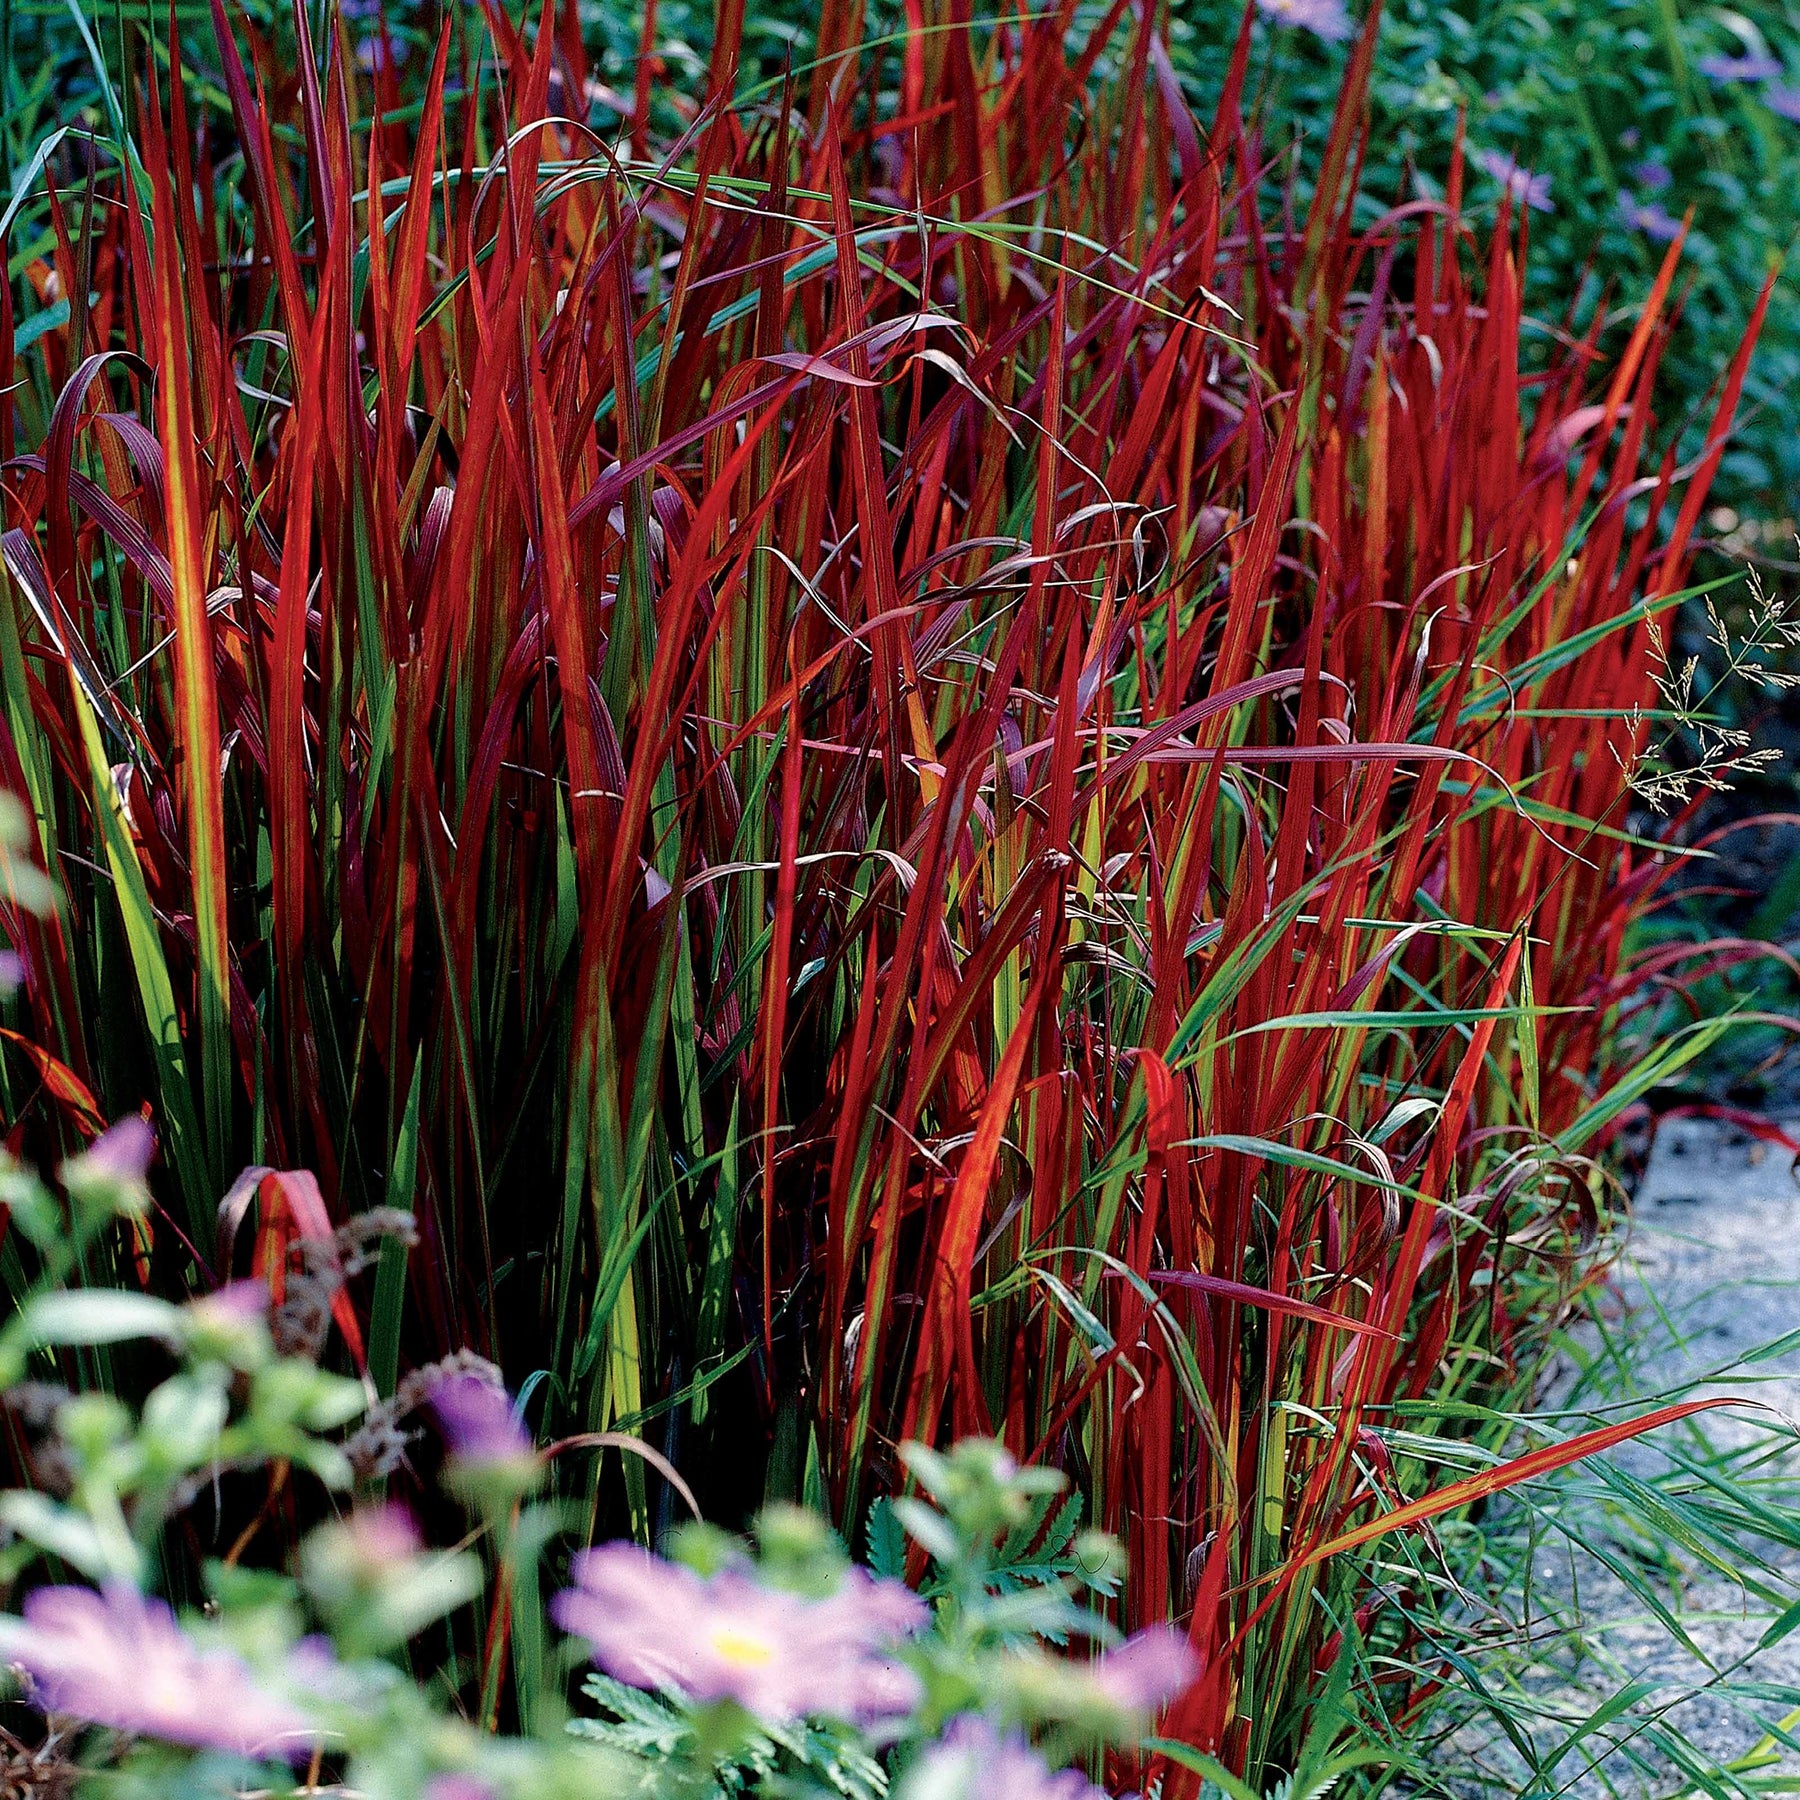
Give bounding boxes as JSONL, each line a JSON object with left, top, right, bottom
{"left": 1180, "top": 0, "right": 1800, "bottom": 520}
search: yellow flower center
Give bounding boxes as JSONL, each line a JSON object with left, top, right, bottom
{"left": 709, "top": 1626, "right": 776, "bottom": 1669}
{"left": 144, "top": 1665, "right": 192, "bottom": 1713}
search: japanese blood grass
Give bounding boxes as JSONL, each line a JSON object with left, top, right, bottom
{"left": 0, "top": 0, "right": 1772, "bottom": 1785}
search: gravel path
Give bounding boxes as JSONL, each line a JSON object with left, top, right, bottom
{"left": 1444, "top": 1117, "right": 1800, "bottom": 1795}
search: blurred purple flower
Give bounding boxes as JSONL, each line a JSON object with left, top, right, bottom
{"left": 431, "top": 1373, "right": 533, "bottom": 1467}
{"left": 194, "top": 1278, "right": 271, "bottom": 1324}
{"left": 1088, "top": 1626, "right": 1200, "bottom": 1714}
{"left": 1617, "top": 194, "right": 1684, "bottom": 242}
{"left": 1768, "top": 85, "right": 1800, "bottom": 120}
{"left": 355, "top": 33, "right": 410, "bottom": 72}
{"left": 905, "top": 1717, "right": 1106, "bottom": 1800}
{"left": 68, "top": 1116, "right": 153, "bottom": 1186}
{"left": 553, "top": 1544, "right": 926, "bottom": 1723}
{"left": 59, "top": 1117, "right": 154, "bottom": 1214}
{"left": 424, "top": 1777, "right": 497, "bottom": 1800}
{"left": 1698, "top": 52, "right": 1782, "bottom": 81}
{"left": 0, "top": 949, "right": 22, "bottom": 992}
{"left": 1472, "top": 148, "right": 1553, "bottom": 212}
{"left": 1627, "top": 158, "right": 1673, "bottom": 191}
{"left": 0, "top": 1586, "right": 317, "bottom": 1762}
{"left": 1253, "top": 0, "right": 1355, "bottom": 42}
{"left": 341, "top": 1502, "right": 422, "bottom": 1562}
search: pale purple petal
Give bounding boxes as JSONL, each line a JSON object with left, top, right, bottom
{"left": 340, "top": 1502, "right": 422, "bottom": 1562}
{"left": 1253, "top": 0, "right": 1354, "bottom": 42}
{"left": 554, "top": 1543, "right": 924, "bottom": 1724}
{"left": 907, "top": 1717, "right": 1106, "bottom": 1800}
{"left": 0, "top": 1585, "right": 318, "bottom": 1762}
{"left": 425, "top": 1777, "right": 497, "bottom": 1800}
{"left": 195, "top": 1278, "right": 272, "bottom": 1323}
{"left": 1627, "top": 158, "right": 1673, "bottom": 191}
{"left": 1768, "top": 85, "right": 1800, "bottom": 121}
{"left": 1698, "top": 52, "right": 1782, "bottom": 81}
{"left": 1089, "top": 1626, "right": 1200, "bottom": 1714}
{"left": 824, "top": 1565, "right": 931, "bottom": 1639}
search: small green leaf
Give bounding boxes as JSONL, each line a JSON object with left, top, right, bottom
{"left": 865, "top": 1497, "right": 906, "bottom": 1579}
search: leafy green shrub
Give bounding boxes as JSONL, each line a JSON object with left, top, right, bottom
{"left": 1202, "top": 0, "right": 1800, "bottom": 517}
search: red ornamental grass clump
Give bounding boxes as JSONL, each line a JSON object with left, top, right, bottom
{"left": 0, "top": 0, "right": 1763, "bottom": 1779}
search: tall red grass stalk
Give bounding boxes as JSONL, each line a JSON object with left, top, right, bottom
{"left": 0, "top": 0, "right": 1764, "bottom": 1780}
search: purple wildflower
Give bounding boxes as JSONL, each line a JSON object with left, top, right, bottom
{"left": 1473, "top": 149, "right": 1553, "bottom": 213}
{"left": 1088, "top": 1626, "right": 1200, "bottom": 1715}
{"left": 553, "top": 1544, "right": 926, "bottom": 1724}
{"left": 1767, "top": 85, "right": 1800, "bottom": 121}
{"left": 431, "top": 1373, "right": 534, "bottom": 1467}
{"left": 1253, "top": 0, "right": 1355, "bottom": 43}
{"left": 0, "top": 949, "right": 22, "bottom": 991}
{"left": 1697, "top": 52, "right": 1782, "bottom": 81}
{"left": 0, "top": 1586, "right": 317, "bottom": 1762}
{"left": 903, "top": 1717, "right": 1106, "bottom": 1800}
{"left": 1627, "top": 158, "right": 1673, "bottom": 191}
{"left": 1617, "top": 194, "right": 1684, "bottom": 242}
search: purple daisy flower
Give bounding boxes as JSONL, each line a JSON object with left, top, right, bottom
{"left": 1617, "top": 194, "right": 1684, "bottom": 242}
{"left": 553, "top": 1544, "right": 926, "bottom": 1724}
{"left": 1253, "top": 0, "right": 1355, "bottom": 43}
{"left": 1698, "top": 52, "right": 1782, "bottom": 81}
{"left": 1088, "top": 1626, "right": 1200, "bottom": 1714}
{"left": 1767, "top": 85, "right": 1800, "bottom": 120}
{"left": 431, "top": 1373, "right": 534, "bottom": 1467}
{"left": 1473, "top": 149, "right": 1553, "bottom": 212}
{"left": 903, "top": 1716, "right": 1107, "bottom": 1800}
{"left": 1627, "top": 158, "right": 1673, "bottom": 191}
{"left": 0, "top": 1586, "right": 318, "bottom": 1762}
